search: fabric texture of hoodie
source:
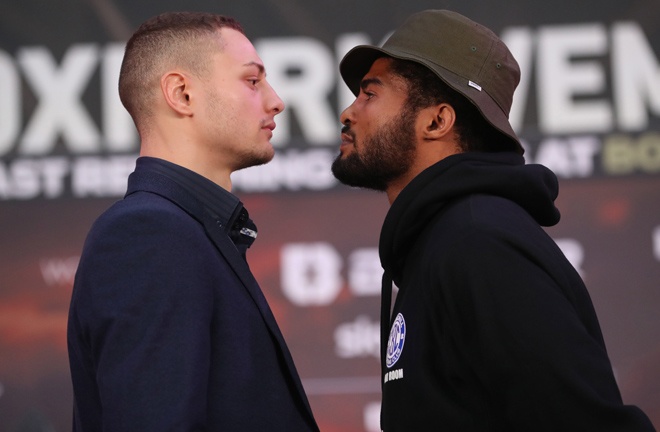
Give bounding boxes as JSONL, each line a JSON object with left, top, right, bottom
{"left": 378, "top": 152, "right": 655, "bottom": 431}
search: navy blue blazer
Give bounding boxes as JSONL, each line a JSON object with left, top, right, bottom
{"left": 68, "top": 168, "right": 319, "bottom": 431}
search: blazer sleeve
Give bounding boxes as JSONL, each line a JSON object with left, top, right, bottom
{"left": 71, "top": 195, "right": 222, "bottom": 431}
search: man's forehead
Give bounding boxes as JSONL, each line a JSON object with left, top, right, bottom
{"left": 361, "top": 57, "right": 407, "bottom": 90}
{"left": 365, "top": 56, "right": 393, "bottom": 73}
{"left": 217, "top": 28, "right": 255, "bottom": 53}
{"left": 214, "top": 28, "right": 264, "bottom": 69}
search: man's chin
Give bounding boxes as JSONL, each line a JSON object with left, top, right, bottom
{"left": 331, "top": 157, "right": 386, "bottom": 191}
{"left": 235, "top": 149, "right": 275, "bottom": 172}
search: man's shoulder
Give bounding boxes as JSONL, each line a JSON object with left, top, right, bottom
{"left": 102, "top": 189, "right": 191, "bottom": 224}
{"left": 83, "top": 190, "right": 204, "bottom": 253}
{"left": 437, "top": 193, "right": 536, "bottom": 230}
{"left": 419, "top": 194, "right": 547, "bottom": 257}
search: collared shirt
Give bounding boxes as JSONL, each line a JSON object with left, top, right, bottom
{"left": 136, "top": 157, "right": 257, "bottom": 257}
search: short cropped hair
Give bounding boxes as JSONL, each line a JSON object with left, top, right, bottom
{"left": 390, "top": 58, "right": 517, "bottom": 153}
{"left": 118, "top": 12, "right": 244, "bottom": 127}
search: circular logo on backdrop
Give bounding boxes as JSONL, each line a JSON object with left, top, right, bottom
{"left": 386, "top": 313, "right": 406, "bottom": 368}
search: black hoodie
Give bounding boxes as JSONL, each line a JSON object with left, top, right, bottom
{"left": 378, "top": 152, "right": 655, "bottom": 431}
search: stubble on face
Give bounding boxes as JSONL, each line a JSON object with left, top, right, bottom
{"left": 331, "top": 105, "right": 418, "bottom": 191}
{"left": 235, "top": 117, "right": 276, "bottom": 170}
{"left": 204, "top": 82, "right": 275, "bottom": 172}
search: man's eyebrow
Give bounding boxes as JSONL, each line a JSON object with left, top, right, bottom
{"left": 243, "top": 61, "right": 265, "bottom": 74}
{"left": 360, "top": 77, "right": 383, "bottom": 91}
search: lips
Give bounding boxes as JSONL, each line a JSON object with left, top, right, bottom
{"left": 262, "top": 121, "right": 276, "bottom": 139}
{"left": 341, "top": 122, "right": 357, "bottom": 143}
{"left": 339, "top": 130, "right": 356, "bottom": 154}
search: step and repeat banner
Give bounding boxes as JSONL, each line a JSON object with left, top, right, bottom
{"left": 1, "top": 0, "right": 659, "bottom": 430}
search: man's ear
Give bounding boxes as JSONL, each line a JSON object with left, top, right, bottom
{"left": 161, "top": 72, "right": 193, "bottom": 116}
{"left": 421, "top": 103, "right": 456, "bottom": 140}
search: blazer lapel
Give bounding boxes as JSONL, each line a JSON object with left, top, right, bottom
{"left": 199, "top": 213, "right": 316, "bottom": 419}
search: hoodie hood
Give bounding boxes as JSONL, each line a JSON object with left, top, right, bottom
{"left": 379, "top": 152, "right": 560, "bottom": 277}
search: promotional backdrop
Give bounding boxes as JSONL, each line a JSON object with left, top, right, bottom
{"left": 1, "top": 1, "right": 659, "bottom": 431}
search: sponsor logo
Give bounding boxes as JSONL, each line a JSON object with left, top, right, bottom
{"left": 386, "top": 313, "right": 406, "bottom": 368}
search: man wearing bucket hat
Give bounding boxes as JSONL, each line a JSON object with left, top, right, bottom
{"left": 332, "top": 9, "right": 656, "bottom": 432}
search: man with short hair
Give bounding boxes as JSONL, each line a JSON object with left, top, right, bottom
{"left": 68, "top": 12, "right": 319, "bottom": 431}
{"left": 332, "top": 9, "right": 656, "bottom": 431}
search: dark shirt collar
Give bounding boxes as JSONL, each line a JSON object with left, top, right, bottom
{"left": 135, "top": 157, "right": 257, "bottom": 253}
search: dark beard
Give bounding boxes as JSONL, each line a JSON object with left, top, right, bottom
{"left": 331, "top": 106, "right": 417, "bottom": 191}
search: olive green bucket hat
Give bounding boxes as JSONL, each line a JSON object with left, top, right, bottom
{"left": 340, "top": 9, "right": 524, "bottom": 155}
